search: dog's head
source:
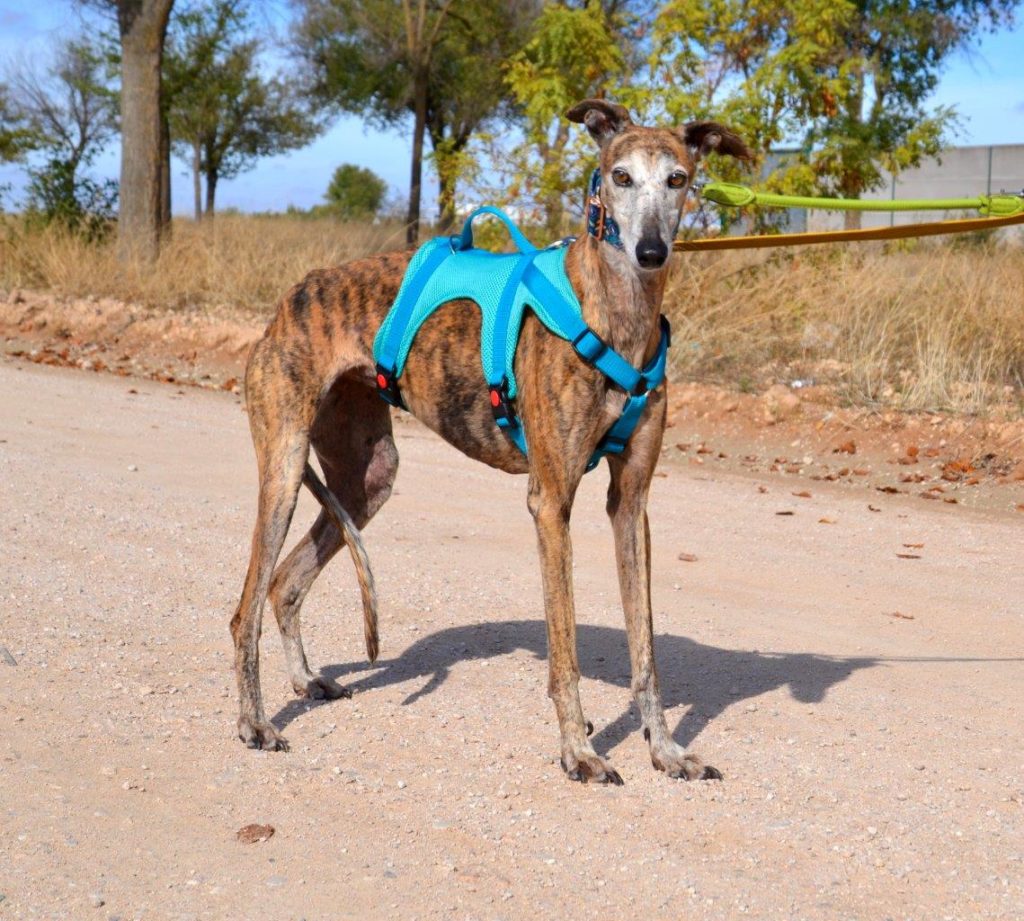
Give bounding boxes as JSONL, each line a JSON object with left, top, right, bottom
{"left": 566, "top": 99, "right": 752, "bottom": 273}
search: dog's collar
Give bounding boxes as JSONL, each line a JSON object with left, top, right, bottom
{"left": 587, "top": 168, "right": 625, "bottom": 251}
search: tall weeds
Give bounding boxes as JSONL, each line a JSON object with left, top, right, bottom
{"left": 0, "top": 214, "right": 407, "bottom": 313}
{"left": 665, "top": 239, "right": 1024, "bottom": 413}
{"left": 2, "top": 213, "right": 1022, "bottom": 413}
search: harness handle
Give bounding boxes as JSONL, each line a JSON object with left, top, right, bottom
{"left": 455, "top": 206, "right": 538, "bottom": 254}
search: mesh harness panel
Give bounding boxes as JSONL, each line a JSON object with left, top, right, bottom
{"left": 372, "top": 206, "right": 670, "bottom": 472}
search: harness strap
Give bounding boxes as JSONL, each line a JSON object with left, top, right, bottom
{"left": 586, "top": 316, "right": 670, "bottom": 470}
{"left": 523, "top": 264, "right": 645, "bottom": 393}
{"left": 374, "top": 240, "right": 452, "bottom": 408}
{"left": 486, "top": 245, "right": 541, "bottom": 457}
{"left": 504, "top": 259, "right": 671, "bottom": 467}
{"left": 458, "top": 205, "right": 538, "bottom": 254}
{"left": 487, "top": 250, "right": 540, "bottom": 394}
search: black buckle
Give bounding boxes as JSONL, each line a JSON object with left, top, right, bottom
{"left": 374, "top": 363, "right": 405, "bottom": 409}
{"left": 572, "top": 327, "right": 609, "bottom": 365}
{"left": 598, "top": 432, "right": 629, "bottom": 454}
{"left": 488, "top": 379, "right": 516, "bottom": 426}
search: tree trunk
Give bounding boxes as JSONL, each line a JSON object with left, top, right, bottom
{"left": 117, "top": 0, "right": 174, "bottom": 263}
{"left": 192, "top": 139, "right": 202, "bottom": 222}
{"left": 843, "top": 80, "right": 864, "bottom": 232}
{"left": 159, "top": 109, "right": 171, "bottom": 234}
{"left": 204, "top": 168, "right": 217, "bottom": 217}
{"left": 406, "top": 67, "right": 428, "bottom": 246}
{"left": 841, "top": 173, "right": 863, "bottom": 230}
{"left": 437, "top": 175, "right": 456, "bottom": 234}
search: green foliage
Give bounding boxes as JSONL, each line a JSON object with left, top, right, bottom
{"left": 24, "top": 157, "right": 118, "bottom": 240}
{"left": 0, "top": 85, "right": 39, "bottom": 163}
{"left": 294, "top": 0, "right": 410, "bottom": 129}
{"left": 499, "top": 0, "right": 626, "bottom": 235}
{"left": 322, "top": 163, "right": 387, "bottom": 218}
{"left": 295, "top": 0, "right": 533, "bottom": 236}
{"left": 424, "top": 1, "right": 533, "bottom": 229}
{"left": 651, "top": 0, "right": 1016, "bottom": 219}
{"left": 165, "top": 0, "right": 320, "bottom": 212}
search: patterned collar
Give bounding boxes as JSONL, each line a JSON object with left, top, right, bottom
{"left": 586, "top": 168, "right": 625, "bottom": 251}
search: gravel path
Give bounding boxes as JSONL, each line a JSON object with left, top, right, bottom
{"left": 1, "top": 357, "right": 1022, "bottom": 920}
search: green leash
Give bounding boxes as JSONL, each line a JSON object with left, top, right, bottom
{"left": 701, "top": 182, "right": 1024, "bottom": 217}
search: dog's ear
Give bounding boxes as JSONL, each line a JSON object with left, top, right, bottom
{"left": 566, "top": 99, "right": 633, "bottom": 148}
{"left": 680, "top": 121, "right": 753, "bottom": 162}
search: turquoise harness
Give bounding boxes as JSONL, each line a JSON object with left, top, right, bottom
{"left": 373, "top": 205, "right": 670, "bottom": 472}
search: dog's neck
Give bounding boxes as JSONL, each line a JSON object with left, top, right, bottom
{"left": 567, "top": 236, "right": 668, "bottom": 369}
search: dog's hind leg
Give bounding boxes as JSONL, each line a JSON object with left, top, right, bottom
{"left": 268, "top": 377, "right": 398, "bottom": 700}
{"left": 231, "top": 342, "right": 315, "bottom": 752}
{"left": 606, "top": 399, "right": 721, "bottom": 781}
{"left": 268, "top": 509, "right": 349, "bottom": 701}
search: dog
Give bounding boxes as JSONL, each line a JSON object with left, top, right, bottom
{"left": 230, "top": 99, "right": 752, "bottom": 784}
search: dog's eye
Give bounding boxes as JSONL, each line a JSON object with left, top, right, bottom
{"left": 667, "top": 171, "right": 688, "bottom": 189}
{"left": 611, "top": 168, "right": 632, "bottom": 187}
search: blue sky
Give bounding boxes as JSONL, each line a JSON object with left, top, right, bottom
{"left": 1, "top": 1, "right": 1022, "bottom": 216}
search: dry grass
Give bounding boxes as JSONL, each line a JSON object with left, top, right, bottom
{"left": 2, "top": 213, "right": 1022, "bottom": 413}
{"left": 665, "top": 239, "right": 1024, "bottom": 413}
{"left": 0, "top": 214, "right": 407, "bottom": 314}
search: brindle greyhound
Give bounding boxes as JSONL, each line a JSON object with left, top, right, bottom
{"left": 230, "top": 99, "right": 751, "bottom": 784}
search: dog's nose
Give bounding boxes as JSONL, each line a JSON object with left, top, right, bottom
{"left": 635, "top": 238, "right": 668, "bottom": 269}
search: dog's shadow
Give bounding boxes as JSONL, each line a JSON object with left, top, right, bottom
{"left": 270, "top": 619, "right": 876, "bottom": 751}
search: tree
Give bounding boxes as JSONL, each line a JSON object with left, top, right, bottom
{"left": 164, "top": 0, "right": 319, "bottom": 219}
{"left": 6, "top": 38, "right": 118, "bottom": 180}
{"left": 296, "top": 0, "right": 490, "bottom": 244}
{"left": 502, "top": 1, "right": 624, "bottom": 236}
{"left": 802, "top": 0, "right": 1016, "bottom": 228}
{"left": 81, "top": 0, "right": 175, "bottom": 261}
{"left": 423, "top": 1, "right": 535, "bottom": 231}
{"left": 24, "top": 157, "right": 119, "bottom": 239}
{"left": 4, "top": 36, "right": 118, "bottom": 236}
{"left": 653, "top": 0, "right": 1018, "bottom": 229}
{"left": 322, "top": 163, "right": 387, "bottom": 218}
{"left": 0, "top": 85, "right": 37, "bottom": 163}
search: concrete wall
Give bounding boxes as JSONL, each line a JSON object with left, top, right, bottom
{"left": 799, "top": 144, "right": 1024, "bottom": 241}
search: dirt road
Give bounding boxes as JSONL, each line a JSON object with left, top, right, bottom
{"left": 1, "top": 357, "right": 1022, "bottom": 920}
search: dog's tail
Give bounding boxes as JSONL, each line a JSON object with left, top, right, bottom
{"left": 301, "top": 463, "right": 379, "bottom": 662}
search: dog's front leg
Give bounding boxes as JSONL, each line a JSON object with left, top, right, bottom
{"left": 528, "top": 470, "right": 623, "bottom": 785}
{"left": 606, "top": 405, "right": 722, "bottom": 781}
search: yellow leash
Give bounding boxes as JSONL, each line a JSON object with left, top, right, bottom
{"left": 674, "top": 210, "right": 1024, "bottom": 252}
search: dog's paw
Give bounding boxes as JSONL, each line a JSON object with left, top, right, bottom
{"left": 651, "top": 742, "right": 721, "bottom": 781}
{"left": 560, "top": 749, "right": 624, "bottom": 786}
{"left": 238, "top": 717, "right": 289, "bottom": 752}
{"left": 292, "top": 675, "right": 351, "bottom": 701}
